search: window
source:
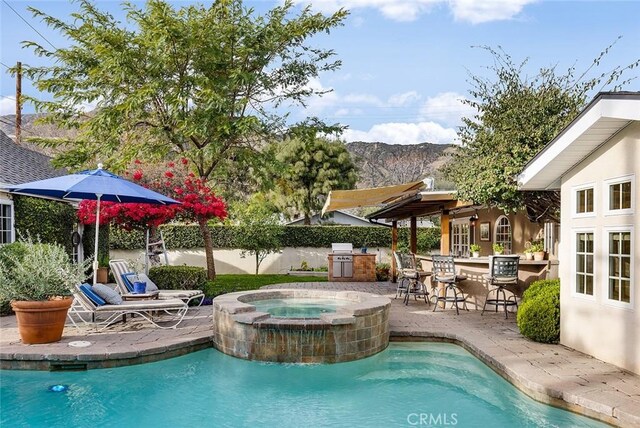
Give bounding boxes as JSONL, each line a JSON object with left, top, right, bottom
{"left": 605, "top": 175, "right": 634, "bottom": 215}
{"left": 451, "top": 219, "right": 470, "bottom": 257}
{"left": 607, "top": 230, "right": 632, "bottom": 304}
{"left": 494, "top": 216, "right": 512, "bottom": 254}
{"left": 0, "top": 199, "right": 14, "bottom": 245}
{"left": 576, "top": 188, "right": 594, "bottom": 214}
{"left": 575, "top": 232, "right": 594, "bottom": 296}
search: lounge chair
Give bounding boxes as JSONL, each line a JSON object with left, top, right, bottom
{"left": 109, "top": 259, "right": 205, "bottom": 306}
{"left": 68, "top": 284, "right": 188, "bottom": 330}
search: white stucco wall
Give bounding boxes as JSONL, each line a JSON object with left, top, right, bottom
{"left": 559, "top": 121, "right": 640, "bottom": 374}
{"left": 110, "top": 247, "right": 393, "bottom": 275}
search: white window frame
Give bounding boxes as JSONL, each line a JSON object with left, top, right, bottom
{"left": 572, "top": 182, "right": 596, "bottom": 218}
{"left": 494, "top": 215, "right": 512, "bottom": 254}
{"left": 0, "top": 197, "right": 15, "bottom": 245}
{"left": 451, "top": 217, "right": 470, "bottom": 257}
{"left": 604, "top": 174, "right": 634, "bottom": 216}
{"left": 603, "top": 225, "right": 634, "bottom": 310}
{"left": 571, "top": 228, "right": 596, "bottom": 301}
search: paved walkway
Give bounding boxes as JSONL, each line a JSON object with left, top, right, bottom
{"left": 1, "top": 281, "right": 639, "bottom": 427}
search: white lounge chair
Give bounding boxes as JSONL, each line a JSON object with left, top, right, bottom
{"left": 68, "top": 284, "right": 188, "bottom": 330}
{"left": 109, "top": 259, "right": 205, "bottom": 306}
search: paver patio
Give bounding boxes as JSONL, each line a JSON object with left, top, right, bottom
{"left": 1, "top": 281, "right": 639, "bottom": 427}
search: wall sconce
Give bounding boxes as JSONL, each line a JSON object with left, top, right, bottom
{"left": 470, "top": 213, "right": 479, "bottom": 226}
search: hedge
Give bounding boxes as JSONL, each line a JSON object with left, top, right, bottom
{"left": 13, "top": 195, "right": 77, "bottom": 254}
{"left": 148, "top": 265, "right": 208, "bottom": 291}
{"left": 517, "top": 279, "right": 560, "bottom": 343}
{"left": 110, "top": 224, "right": 441, "bottom": 252}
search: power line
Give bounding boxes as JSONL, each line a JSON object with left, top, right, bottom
{"left": 2, "top": 0, "right": 57, "bottom": 51}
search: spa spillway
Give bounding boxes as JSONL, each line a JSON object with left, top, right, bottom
{"left": 212, "top": 289, "right": 391, "bottom": 363}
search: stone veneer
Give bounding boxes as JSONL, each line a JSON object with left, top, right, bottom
{"left": 212, "top": 289, "right": 390, "bottom": 363}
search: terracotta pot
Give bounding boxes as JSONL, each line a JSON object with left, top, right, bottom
{"left": 533, "top": 251, "right": 545, "bottom": 261}
{"left": 96, "top": 267, "right": 109, "bottom": 284}
{"left": 11, "top": 298, "right": 73, "bottom": 344}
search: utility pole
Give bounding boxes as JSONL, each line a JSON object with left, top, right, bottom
{"left": 15, "top": 61, "right": 22, "bottom": 144}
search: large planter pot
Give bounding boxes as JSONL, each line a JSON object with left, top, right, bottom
{"left": 533, "top": 251, "right": 545, "bottom": 261}
{"left": 10, "top": 297, "right": 74, "bottom": 344}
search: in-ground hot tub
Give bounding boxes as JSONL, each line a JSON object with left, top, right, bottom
{"left": 212, "top": 289, "right": 391, "bottom": 363}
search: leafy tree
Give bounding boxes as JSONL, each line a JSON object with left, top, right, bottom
{"left": 271, "top": 131, "right": 357, "bottom": 224}
{"left": 443, "top": 45, "right": 639, "bottom": 221}
{"left": 18, "top": 0, "right": 346, "bottom": 278}
{"left": 233, "top": 194, "right": 283, "bottom": 275}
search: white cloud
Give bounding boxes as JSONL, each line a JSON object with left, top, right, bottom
{"left": 388, "top": 91, "right": 421, "bottom": 107}
{"left": 291, "top": 0, "right": 535, "bottom": 23}
{"left": 418, "top": 91, "right": 475, "bottom": 127}
{"left": 343, "top": 121, "right": 458, "bottom": 145}
{"left": 0, "top": 96, "right": 16, "bottom": 115}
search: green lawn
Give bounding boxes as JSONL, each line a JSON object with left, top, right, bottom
{"left": 205, "top": 274, "right": 327, "bottom": 297}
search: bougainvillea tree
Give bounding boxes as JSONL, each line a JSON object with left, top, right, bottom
{"left": 78, "top": 159, "right": 227, "bottom": 279}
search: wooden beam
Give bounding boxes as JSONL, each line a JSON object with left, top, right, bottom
{"left": 440, "top": 212, "right": 450, "bottom": 255}
{"left": 391, "top": 220, "right": 398, "bottom": 283}
{"left": 410, "top": 216, "right": 417, "bottom": 254}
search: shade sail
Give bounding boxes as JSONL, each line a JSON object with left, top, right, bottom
{"left": 321, "top": 181, "right": 425, "bottom": 215}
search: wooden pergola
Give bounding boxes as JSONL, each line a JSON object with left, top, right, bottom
{"left": 323, "top": 183, "right": 471, "bottom": 281}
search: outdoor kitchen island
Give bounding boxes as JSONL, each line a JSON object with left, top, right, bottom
{"left": 328, "top": 243, "right": 377, "bottom": 282}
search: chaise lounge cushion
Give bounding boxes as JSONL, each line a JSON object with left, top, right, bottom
{"left": 92, "top": 283, "right": 123, "bottom": 305}
{"left": 79, "top": 284, "right": 107, "bottom": 306}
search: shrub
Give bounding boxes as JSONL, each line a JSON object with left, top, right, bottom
{"left": 0, "top": 242, "right": 28, "bottom": 315}
{"left": 148, "top": 265, "right": 207, "bottom": 291}
{"left": 376, "top": 263, "right": 391, "bottom": 281}
{"left": 517, "top": 279, "right": 560, "bottom": 343}
{"left": 13, "top": 196, "right": 77, "bottom": 254}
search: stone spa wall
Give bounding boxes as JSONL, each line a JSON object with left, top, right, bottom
{"left": 212, "top": 289, "right": 391, "bottom": 363}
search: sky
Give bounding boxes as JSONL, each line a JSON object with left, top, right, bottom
{"left": 1, "top": 0, "right": 639, "bottom": 145}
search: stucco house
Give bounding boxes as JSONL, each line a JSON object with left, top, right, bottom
{"left": 0, "top": 130, "right": 66, "bottom": 244}
{"left": 519, "top": 92, "right": 640, "bottom": 374}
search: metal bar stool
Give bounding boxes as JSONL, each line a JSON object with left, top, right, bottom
{"left": 482, "top": 255, "right": 520, "bottom": 319}
{"left": 393, "top": 252, "right": 431, "bottom": 306}
{"left": 431, "top": 255, "right": 468, "bottom": 315}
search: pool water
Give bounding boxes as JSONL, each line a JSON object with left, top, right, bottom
{"left": 0, "top": 343, "right": 605, "bottom": 427}
{"left": 251, "top": 297, "right": 350, "bottom": 318}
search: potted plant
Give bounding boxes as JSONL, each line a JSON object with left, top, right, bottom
{"left": 530, "top": 241, "right": 545, "bottom": 261}
{"left": 492, "top": 243, "right": 504, "bottom": 255}
{"left": 523, "top": 241, "right": 534, "bottom": 260}
{"left": 0, "top": 238, "right": 89, "bottom": 344}
{"left": 470, "top": 244, "right": 481, "bottom": 258}
{"left": 96, "top": 253, "right": 109, "bottom": 284}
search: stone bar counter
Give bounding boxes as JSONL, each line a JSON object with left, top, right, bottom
{"left": 328, "top": 253, "right": 377, "bottom": 282}
{"left": 418, "top": 256, "right": 559, "bottom": 310}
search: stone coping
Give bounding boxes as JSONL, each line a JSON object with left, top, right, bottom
{"left": 1, "top": 281, "right": 638, "bottom": 427}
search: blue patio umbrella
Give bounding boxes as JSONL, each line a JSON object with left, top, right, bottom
{"left": 5, "top": 164, "right": 179, "bottom": 284}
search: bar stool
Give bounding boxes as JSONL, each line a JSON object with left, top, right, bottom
{"left": 393, "top": 252, "right": 431, "bottom": 306}
{"left": 482, "top": 255, "right": 520, "bottom": 318}
{"left": 431, "top": 255, "right": 468, "bottom": 315}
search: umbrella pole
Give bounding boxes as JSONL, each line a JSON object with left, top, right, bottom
{"left": 92, "top": 194, "right": 102, "bottom": 285}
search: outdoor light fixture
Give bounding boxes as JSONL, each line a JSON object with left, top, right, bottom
{"left": 470, "top": 212, "right": 479, "bottom": 226}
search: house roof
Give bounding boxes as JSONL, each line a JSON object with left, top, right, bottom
{"left": 519, "top": 92, "right": 640, "bottom": 190}
{"left": 0, "top": 130, "right": 66, "bottom": 187}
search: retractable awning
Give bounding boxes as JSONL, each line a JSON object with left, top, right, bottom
{"left": 321, "top": 181, "right": 425, "bottom": 215}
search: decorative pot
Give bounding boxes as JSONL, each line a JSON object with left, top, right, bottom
{"left": 11, "top": 297, "right": 74, "bottom": 344}
{"left": 533, "top": 251, "right": 545, "bottom": 261}
{"left": 361, "top": 247, "right": 367, "bottom": 253}
{"left": 525, "top": 252, "right": 534, "bottom": 261}
{"left": 133, "top": 281, "right": 147, "bottom": 294}
{"left": 472, "top": 252, "right": 480, "bottom": 258}
{"left": 96, "top": 267, "right": 108, "bottom": 284}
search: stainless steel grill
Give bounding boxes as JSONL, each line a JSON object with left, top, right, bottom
{"left": 331, "top": 243, "right": 353, "bottom": 278}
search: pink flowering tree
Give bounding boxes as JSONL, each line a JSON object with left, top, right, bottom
{"left": 78, "top": 158, "right": 227, "bottom": 279}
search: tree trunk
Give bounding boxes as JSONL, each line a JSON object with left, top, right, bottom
{"left": 199, "top": 220, "right": 216, "bottom": 280}
{"left": 255, "top": 253, "right": 259, "bottom": 275}
{"left": 304, "top": 214, "right": 311, "bottom": 225}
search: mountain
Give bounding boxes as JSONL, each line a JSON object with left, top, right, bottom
{"left": 345, "top": 141, "right": 455, "bottom": 188}
{"left": 1, "top": 113, "right": 456, "bottom": 188}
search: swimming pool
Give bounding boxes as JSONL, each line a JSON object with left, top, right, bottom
{"left": 0, "top": 343, "right": 604, "bottom": 427}
{"left": 251, "top": 297, "right": 351, "bottom": 318}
